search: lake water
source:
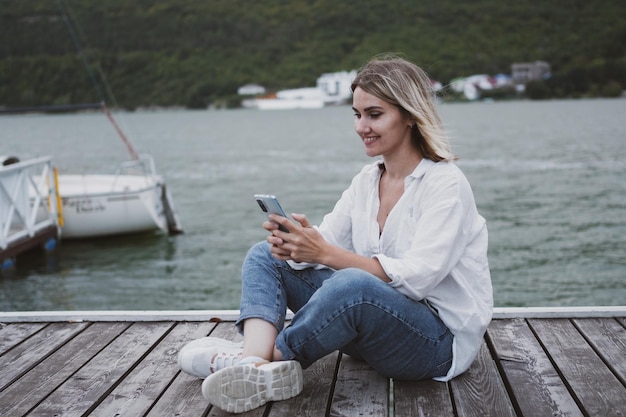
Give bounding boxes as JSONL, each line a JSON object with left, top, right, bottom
{"left": 1, "top": 99, "right": 625, "bottom": 311}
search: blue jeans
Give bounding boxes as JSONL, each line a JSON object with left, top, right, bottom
{"left": 236, "top": 242, "right": 453, "bottom": 380}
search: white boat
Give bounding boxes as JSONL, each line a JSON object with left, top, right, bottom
{"left": 255, "top": 97, "right": 325, "bottom": 110}
{"left": 1, "top": 154, "right": 183, "bottom": 240}
{"left": 240, "top": 71, "right": 356, "bottom": 110}
{"left": 254, "top": 87, "right": 325, "bottom": 110}
{"left": 56, "top": 155, "right": 182, "bottom": 239}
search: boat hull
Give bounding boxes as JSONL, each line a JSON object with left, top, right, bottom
{"left": 57, "top": 174, "right": 167, "bottom": 239}
{"left": 255, "top": 98, "right": 324, "bottom": 110}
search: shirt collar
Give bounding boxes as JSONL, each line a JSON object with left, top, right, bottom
{"left": 376, "top": 158, "right": 436, "bottom": 180}
{"left": 410, "top": 158, "right": 436, "bottom": 180}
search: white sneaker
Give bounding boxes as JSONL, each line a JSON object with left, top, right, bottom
{"left": 202, "top": 360, "right": 303, "bottom": 414}
{"left": 177, "top": 337, "right": 243, "bottom": 379}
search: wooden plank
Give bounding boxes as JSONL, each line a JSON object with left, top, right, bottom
{"left": 1, "top": 307, "right": 624, "bottom": 323}
{"left": 0, "top": 310, "right": 246, "bottom": 322}
{"left": 487, "top": 318, "right": 583, "bottom": 417}
{"left": 0, "top": 224, "right": 58, "bottom": 260}
{"left": 329, "top": 354, "right": 389, "bottom": 417}
{"left": 0, "top": 321, "right": 89, "bottom": 392}
{"left": 25, "top": 321, "right": 174, "bottom": 417}
{"left": 144, "top": 321, "right": 219, "bottom": 417}
{"left": 0, "top": 322, "right": 47, "bottom": 355}
{"left": 206, "top": 320, "right": 243, "bottom": 345}
{"left": 449, "top": 340, "right": 516, "bottom": 417}
{"left": 393, "top": 378, "right": 454, "bottom": 417}
{"left": 88, "top": 321, "right": 218, "bottom": 417}
{"left": 530, "top": 318, "right": 626, "bottom": 417}
{"left": 267, "top": 352, "right": 339, "bottom": 417}
{"left": 493, "top": 306, "right": 626, "bottom": 319}
{"left": 573, "top": 317, "right": 626, "bottom": 385}
{"left": 0, "top": 322, "right": 130, "bottom": 417}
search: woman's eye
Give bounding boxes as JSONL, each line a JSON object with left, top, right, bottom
{"left": 369, "top": 113, "right": 381, "bottom": 119}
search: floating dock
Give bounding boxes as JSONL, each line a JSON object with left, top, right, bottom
{"left": 0, "top": 307, "right": 624, "bottom": 416}
{"left": 0, "top": 156, "right": 61, "bottom": 269}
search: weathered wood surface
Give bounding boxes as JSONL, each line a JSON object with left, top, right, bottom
{"left": 0, "top": 316, "right": 624, "bottom": 417}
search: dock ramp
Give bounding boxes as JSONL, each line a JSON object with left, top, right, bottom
{"left": 0, "top": 156, "right": 61, "bottom": 266}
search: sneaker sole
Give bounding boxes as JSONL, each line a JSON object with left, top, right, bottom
{"left": 202, "top": 361, "right": 303, "bottom": 414}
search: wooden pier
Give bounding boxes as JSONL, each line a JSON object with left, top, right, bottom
{"left": 0, "top": 156, "right": 61, "bottom": 269}
{"left": 0, "top": 307, "right": 624, "bottom": 416}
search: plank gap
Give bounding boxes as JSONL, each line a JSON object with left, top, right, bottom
{"left": 325, "top": 352, "right": 342, "bottom": 417}
{"left": 447, "top": 375, "right": 458, "bottom": 417}
{"left": 483, "top": 327, "right": 524, "bottom": 417}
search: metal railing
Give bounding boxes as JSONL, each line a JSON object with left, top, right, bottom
{"left": 0, "top": 156, "right": 61, "bottom": 250}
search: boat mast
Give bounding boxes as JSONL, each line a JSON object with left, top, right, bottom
{"left": 56, "top": 0, "right": 139, "bottom": 161}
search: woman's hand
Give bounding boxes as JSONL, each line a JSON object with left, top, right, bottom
{"left": 263, "top": 213, "right": 328, "bottom": 263}
{"left": 263, "top": 213, "right": 390, "bottom": 282}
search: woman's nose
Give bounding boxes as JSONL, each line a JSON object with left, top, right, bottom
{"left": 355, "top": 117, "right": 369, "bottom": 134}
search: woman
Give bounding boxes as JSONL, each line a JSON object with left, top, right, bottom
{"left": 178, "top": 55, "right": 493, "bottom": 414}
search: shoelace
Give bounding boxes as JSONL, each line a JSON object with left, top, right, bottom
{"left": 210, "top": 352, "right": 242, "bottom": 373}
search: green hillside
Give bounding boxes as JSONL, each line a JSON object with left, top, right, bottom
{"left": 1, "top": 0, "right": 624, "bottom": 109}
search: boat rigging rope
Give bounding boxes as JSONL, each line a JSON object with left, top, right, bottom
{"left": 55, "top": 0, "right": 140, "bottom": 161}
{"left": 101, "top": 103, "right": 140, "bottom": 161}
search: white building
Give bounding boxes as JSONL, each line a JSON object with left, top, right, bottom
{"left": 316, "top": 70, "right": 357, "bottom": 104}
{"left": 511, "top": 61, "right": 551, "bottom": 84}
{"left": 248, "top": 70, "right": 357, "bottom": 110}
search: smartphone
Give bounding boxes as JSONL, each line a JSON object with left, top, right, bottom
{"left": 254, "top": 194, "right": 289, "bottom": 232}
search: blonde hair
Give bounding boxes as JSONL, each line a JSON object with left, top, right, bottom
{"left": 351, "top": 55, "right": 455, "bottom": 162}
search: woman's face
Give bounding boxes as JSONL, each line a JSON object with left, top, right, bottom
{"left": 352, "top": 87, "right": 413, "bottom": 159}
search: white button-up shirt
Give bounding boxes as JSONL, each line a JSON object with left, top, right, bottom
{"left": 290, "top": 159, "right": 493, "bottom": 380}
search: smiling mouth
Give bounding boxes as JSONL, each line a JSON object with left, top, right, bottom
{"left": 363, "top": 136, "right": 378, "bottom": 144}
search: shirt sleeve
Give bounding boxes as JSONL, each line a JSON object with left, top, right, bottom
{"left": 316, "top": 163, "right": 381, "bottom": 250}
